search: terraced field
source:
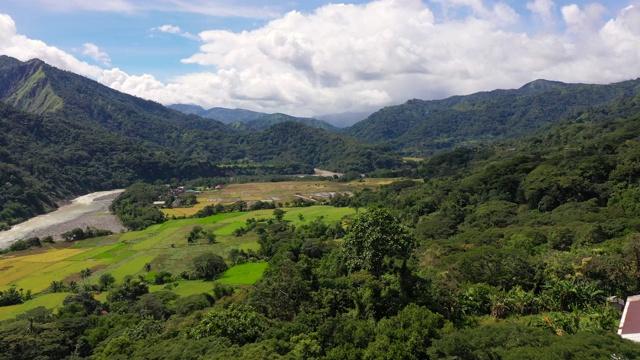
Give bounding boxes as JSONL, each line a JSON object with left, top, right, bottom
{"left": 0, "top": 205, "right": 356, "bottom": 321}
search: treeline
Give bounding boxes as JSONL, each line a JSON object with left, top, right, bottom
{"left": 4, "top": 227, "right": 113, "bottom": 254}
{"left": 109, "top": 183, "right": 168, "bottom": 230}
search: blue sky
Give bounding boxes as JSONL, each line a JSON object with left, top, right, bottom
{"left": 1, "top": 0, "right": 639, "bottom": 117}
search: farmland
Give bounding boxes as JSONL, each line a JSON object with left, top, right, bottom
{"left": 0, "top": 203, "right": 356, "bottom": 321}
{"left": 162, "top": 178, "right": 394, "bottom": 217}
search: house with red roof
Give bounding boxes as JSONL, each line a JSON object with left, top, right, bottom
{"left": 619, "top": 295, "right": 640, "bottom": 342}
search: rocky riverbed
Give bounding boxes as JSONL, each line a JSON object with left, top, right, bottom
{"left": 0, "top": 190, "right": 125, "bottom": 249}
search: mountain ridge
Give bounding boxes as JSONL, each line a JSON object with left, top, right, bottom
{"left": 169, "top": 104, "right": 338, "bottom": 131}
{"left": 345, "top": 77, "right": 640, "bottom": 155}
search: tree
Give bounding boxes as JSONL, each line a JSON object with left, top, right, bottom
{"left": 98, "top": 273, "right": 116, "bottom": 290}
{"left": 273, "top": 208, "right": 286, "bottom": 222}
{"left": 49, "top": 280, "right": 66, "bottom": 293}
{"left": 187, "top": 304, "right": 267, "bottom": 345}
{"left": 364, "top": 304, "right": 444, "bottom": 359}
{"left": 193, "top": 253, "right": 228, "bottom": 280}
{"left": 144, "top": 263, "right": 152, "bottom": 273}
{"left": 205, "top": 232, "right": 217, "bottom": 244}
{"left": 187, "top": 225, "right": 203, "bottom": 244}
{"left": 107, "top": 276, "right": 149, "bottom": 304}
{"left": 342, "top": 207, "right": 416, "bottom": 277}
{"left": 80, "top": 268, "right": 92, "bottom": 285}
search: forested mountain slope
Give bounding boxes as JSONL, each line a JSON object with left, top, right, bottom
{"left": 170, "top": 104, "right": 338, "bottom": 131}
{"left": 345, "top": 78, "right": 640, "bottom": 155}
{"left": 0, "top": 56, "right": 230, "bottom": 148}
{"left": 348, "top": 93, "right": 640, "bottom": 301}
{"left": 0, "top": 102, "right": 221, "bottom": 229}
{"left": 243, "top": 121, "right": 400, "bottom": 172}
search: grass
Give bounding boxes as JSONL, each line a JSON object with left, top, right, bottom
{"left": 0, "top": 293, "right": 70, "bottom": 322}
{"left": 107, "top": 255, "right": 156, "bottom": 282}
{"left": 153, "top": 280, "right": 214, "bottom": 297}
{"left": 218, "top": 263, "right": 268, "bottom": 285}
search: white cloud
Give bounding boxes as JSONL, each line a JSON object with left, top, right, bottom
{"left": 39, "top": 0, "right": 135, "bottom": 13}
{"left": 82, "top": 43, "right": 111, "bottom": 66}
{"left": 152, "top": 25, "right": 199, "bottom": 40}
{"left": 527, "top": 0, "right": 556, "bottom": 29}
{"left": 2, "top": 1, "right": 640, "bottom": 117}
{"left": 0, "top": 14, "right": 103, "bottom": 79}
{"left": 27, "top": 0, "right": 280, "bottom": 19}
{"left": 561, "top": 3, "right": 607, "bottom": 33}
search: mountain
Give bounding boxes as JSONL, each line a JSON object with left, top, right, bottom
{"left": 0, "top": 56, "right": 402, "bottom": 227}
{"left": 315, "top": 111, "right": 375, "bottom": 127}
{"left": 170, "top": 104, "right": 338, "bottom": 131}
{"left": 245, "top": 113, "right": 338, "bottom": 132}
{"left": 0, "top": 101, "right": 210, "bottom": 228}
{"left": 166, "top": 103, "right": 205, "bottom": 114}
{"left": 242, "top": 121, "right": 401, "bottom": 173}
{"left": 0, "top": 56, "right": 231, "bottom": 149}
{"left": 345, "top": 78, "right": 640, "bottom": 155}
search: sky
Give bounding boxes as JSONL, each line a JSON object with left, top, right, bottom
{"left": 0, "top": 0, "right": 639, "bottom": 118}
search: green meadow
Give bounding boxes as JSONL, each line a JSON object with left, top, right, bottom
{"left": 0, "top": 205, "right": 355, "bottom": 321}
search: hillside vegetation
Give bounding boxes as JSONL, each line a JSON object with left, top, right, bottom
{"left": 345, "top": 78, "right": 640, "bottom": 155}
{"left": 2, "top": 93, "right": 640, "bottom": 358}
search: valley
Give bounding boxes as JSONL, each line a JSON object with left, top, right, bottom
{"left": 2, "top": 54, "right": 640, "bottom": 358}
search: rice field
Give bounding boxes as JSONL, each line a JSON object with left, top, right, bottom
{"left": 161, "top": 178, "right": 394, "bottom": 217}
{"left": 218, "top": 263, "right": 268, "bottom": 285}
{"left": 0, "top": 201, "right": 355, "bottom": 320}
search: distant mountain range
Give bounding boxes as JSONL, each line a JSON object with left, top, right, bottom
{"left": 4, "top": 54, "right": 640, "bottom": 229}
{"left": 345, "top": 78, "right": 640, "bottom": 155}
{"left": 169, "top": 104, "right": 338, "bottom": 132}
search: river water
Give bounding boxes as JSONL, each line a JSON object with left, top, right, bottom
{"left": 0, "top": 190, "right": 124, "bottom": 249}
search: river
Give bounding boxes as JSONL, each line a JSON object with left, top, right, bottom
{"left": 0, "top": 190, "right": 125, "bottom": 249}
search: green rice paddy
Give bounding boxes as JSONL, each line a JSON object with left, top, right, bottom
{"left": 218, "top": 263, "right": 269, "bottom": 285}
{"left": 0, "top": 204, "right": 355, "bottom": 321}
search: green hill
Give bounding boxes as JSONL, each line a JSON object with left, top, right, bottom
{"left": 243, "top": 121, "right": 401, "bottom": 172}
{"left": 345, "top": 78, "right": 640, "bottom": 155}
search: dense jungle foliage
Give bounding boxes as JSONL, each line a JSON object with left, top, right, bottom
{"left": 4, "top": 93, "right": 640, "bottom": 358}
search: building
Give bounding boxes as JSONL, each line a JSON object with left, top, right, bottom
{"left": 619, "top": 295, "right": 640, "bottom": 342}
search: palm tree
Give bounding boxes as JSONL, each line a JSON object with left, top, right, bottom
{"left": 489, "top": 291, "right": 511, "bottom": 319}
{"left": 68, "top": 281, "right": 79, "bottom": 293}
{"left": 49, "top": 280, "right": 65, "bottom": 293}
{"left": 80, "top": 268, "right": 92, "bottom": 286}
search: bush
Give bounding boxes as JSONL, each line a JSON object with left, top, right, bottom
{"left": 175, "top": 294, "right": 213, "bottom": 316}
{"left": 193, "top": 253, "right": 228, "bottom": 280}
{"left": 154, "top": 271, "right": 173, "bottom": 285}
